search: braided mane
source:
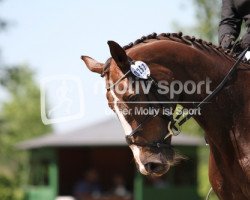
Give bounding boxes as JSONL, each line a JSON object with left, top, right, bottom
{"left": 123, "top": 32, "right": 250, "bottom": 65}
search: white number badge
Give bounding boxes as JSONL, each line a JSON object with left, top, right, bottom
{"left": 245, "top": 51, "right": 250, "bottom": 61}
{"left": 130, "top": 61, "right": 150, "bottom": 79}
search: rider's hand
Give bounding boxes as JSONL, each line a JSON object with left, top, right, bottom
{"left": 220, "top": 34, "right": 236, "bottom": 49}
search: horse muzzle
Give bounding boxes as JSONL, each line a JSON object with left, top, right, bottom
{"left": 144, "top": 161, "right": 170, "bottom": 176}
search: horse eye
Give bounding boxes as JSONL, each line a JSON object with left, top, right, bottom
{"left": 128, "top": 94, "right": 139, "bottom": 102}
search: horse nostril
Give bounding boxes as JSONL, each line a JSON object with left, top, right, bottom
{"left": 145, "top": 162, "right": 165, "bottom": 174}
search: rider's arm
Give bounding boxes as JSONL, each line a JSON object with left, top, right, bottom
{"left": 218, "top": 0, "right": 243, "bottom": 47}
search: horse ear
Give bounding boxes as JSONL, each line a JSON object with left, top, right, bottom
{"left": 107, "top": 40, "right": 130, "bottom": 70}
{"left": 81, "top": 56, "right": 104, "bottom": 74}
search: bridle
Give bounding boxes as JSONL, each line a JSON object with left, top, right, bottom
{"left": 124, "top": 80, "right": 176, "bottom": 149}
{"left": 101, "top": 58, "right": 182, "bottom": 149}
{"left": 101, "top": 47, "right": 249, "bottom": 149}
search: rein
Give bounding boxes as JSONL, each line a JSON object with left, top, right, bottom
{"left": 173, "top": 47, "right": 249, "bottom": 128}
{"left": 102, "top": 47, "right": 249, "bottom": 148}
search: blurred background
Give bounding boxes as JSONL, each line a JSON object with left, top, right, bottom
{"left": 0, "top": 0, "right": 221, "bottom": 200}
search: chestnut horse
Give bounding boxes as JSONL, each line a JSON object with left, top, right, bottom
{"left": 82, "top": 33, "right": 250, "bottom": 200}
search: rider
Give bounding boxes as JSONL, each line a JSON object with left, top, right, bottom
{"left": 218, "top": 0, "right": 250, "bottom": 59}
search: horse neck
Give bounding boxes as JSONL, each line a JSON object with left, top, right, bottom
{"left": 129, "top": 40, "right": 239, "bottom": 139}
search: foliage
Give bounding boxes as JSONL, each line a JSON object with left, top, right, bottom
{"left": 0, "top": 3, "right": 51, "bottom": 200}
{"left": 174, "top": 0, "right": 221, "bottom": 43}
{"left": 0, "top": 65, "right": 52, "bottom": 200}
{"left": 191, "top": 0, "right": 221, "bottom": 42}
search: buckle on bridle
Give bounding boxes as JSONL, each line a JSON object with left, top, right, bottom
{"left": 165, "top": 121, "right": 181, "bottom": 140}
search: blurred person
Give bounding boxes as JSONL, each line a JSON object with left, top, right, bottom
{"left": 73, "top": 169, "right": 102, "bottom": 200}
{"left": 111, "top": 174, "right": 131, "bottom": 198}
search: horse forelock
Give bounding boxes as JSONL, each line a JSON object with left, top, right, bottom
{"left": 122, "top": 32, "right": 250, "bottom": 66}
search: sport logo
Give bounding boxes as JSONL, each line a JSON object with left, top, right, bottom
{"left": 110, "top": 77, "right": 212, "bottom": 99}
{"left": 40, "top": 75, "right": 84, "bottom": 125}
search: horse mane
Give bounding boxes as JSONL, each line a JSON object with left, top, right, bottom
{"left": 123, "top": 32, "right": 250, "bottom": 65}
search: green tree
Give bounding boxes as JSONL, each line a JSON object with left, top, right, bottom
{"left": 0, "top": 2, "right": 50, "bottom": 199}
{"left": 192, "top": 0, "right": 221, "bottom": 42}
{"left": 174, "top": 0, "right": 221, "bottom": 43}
{"left": 0, "top": 65, "right": 51, "bottom": 200}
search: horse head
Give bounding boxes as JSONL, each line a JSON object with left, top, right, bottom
{"left": 82, "top": 40, "right": 182, "bottom": 177}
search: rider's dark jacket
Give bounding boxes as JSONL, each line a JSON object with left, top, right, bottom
{"left": 219, "top": 0, "right": 250, "bottom": 48}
